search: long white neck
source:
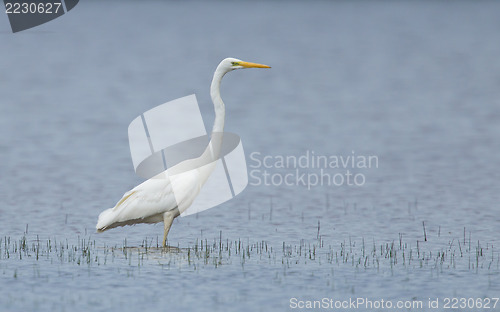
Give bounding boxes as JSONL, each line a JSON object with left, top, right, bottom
{"left": 166, "top": 62, "right": 229, "bottom": 178}
{"left": 210, "top": 65, "right": 227, "bottom": 134}
{"left": 194, "top": 63, "right": 228, "bottom": 167}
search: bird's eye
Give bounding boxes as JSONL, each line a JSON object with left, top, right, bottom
{"left": 231, "top": 62, "right": 239, "bottom": 66}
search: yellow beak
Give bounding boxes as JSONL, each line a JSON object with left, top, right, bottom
{"left": 239, "top": 61, "right": 271, "bottom": 68}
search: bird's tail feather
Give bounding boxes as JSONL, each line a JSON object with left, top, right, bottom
{"left": 96, "top": 208, "right": 115, "bottom": 232}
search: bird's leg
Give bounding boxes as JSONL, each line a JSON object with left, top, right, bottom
{"left": 162, "top": 212, "right": 175, "bottom": 248}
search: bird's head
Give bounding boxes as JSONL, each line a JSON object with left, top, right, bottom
{"left": 220, "top": 57, "right": 271, "bottom": 72}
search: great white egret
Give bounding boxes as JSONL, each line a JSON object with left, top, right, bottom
{"left": 96, "top": 58, "right": 270, "bottom": 247}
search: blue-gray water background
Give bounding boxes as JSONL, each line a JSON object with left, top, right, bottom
{"left": 1, "top": 1, "right": 499, "bottom": 311}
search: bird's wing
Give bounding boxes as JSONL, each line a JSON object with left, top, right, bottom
{"left": 111, "top": 177, "right": 177, "bottom": 221}
{"left": 97, "top": 170, "right": 202, "bottom": 231}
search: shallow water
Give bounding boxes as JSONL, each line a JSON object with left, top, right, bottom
{"left": 1, "top": 1, "right": 500, "bottom": 311}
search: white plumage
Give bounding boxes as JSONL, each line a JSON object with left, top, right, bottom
{"left": 96, "top": 171, "right": 195, "bottom": 230}
{"left": 96, "top": 58, "right": 270, "bottom": 247}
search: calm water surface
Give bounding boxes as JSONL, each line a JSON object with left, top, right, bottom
{"left": 0, "top": 1, "right": 499, "bottom": 311}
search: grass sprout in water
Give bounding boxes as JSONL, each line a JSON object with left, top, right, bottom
{"left": 1, "top": 228, "right": 498, "bottom": 278}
